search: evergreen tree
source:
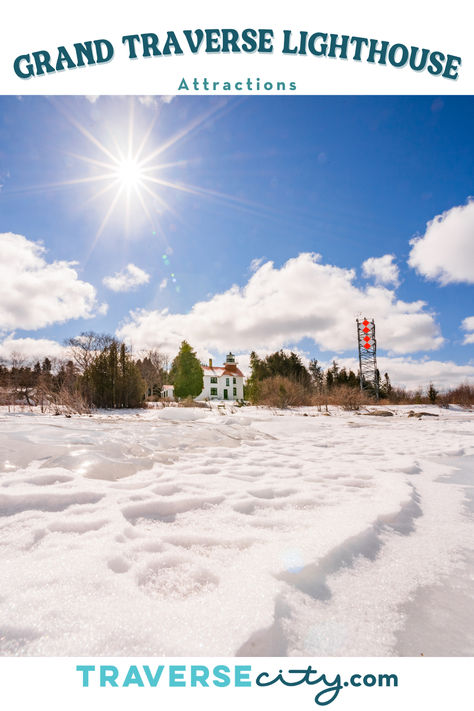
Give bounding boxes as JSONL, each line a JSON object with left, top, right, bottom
{"left": 82, "top": 338, "right": 145, "bottom": 408}
{"left": 42, "top": 357, "right": 52, "bottom": 373}
{"left": 117, "top": 342, "right": 145, "bottom": 407}
{"left": 245, "top": 351, "right": 262, "bottom": 402}
{"left": 337, "top": 366, "right": 348, "bottom": 385}
{"left": 40, "top": 357, "right": 53, "bottom": 389}
{"left": 309, "top": 359, "right": 324, "bottom": 392}
{"left": 325, "top": 369, "right": 334, "bottom": 390}
{"left": 347, "top": 370, "right": 358, "bottom": 388}
{"left": 169, "top": 341, "right": 203, "bottom": 399}
{"left": 428, "top": 382, "right": 438, "bottom": 403}
{"left": 380, "top": 372, "right": 392, "bottom": 398}
{"left": 247, "top": 350, "right": 311, "bottom": 387}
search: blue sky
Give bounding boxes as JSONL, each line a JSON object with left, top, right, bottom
{"left": 0, "top": 95, "right": 473, "bottom": 388}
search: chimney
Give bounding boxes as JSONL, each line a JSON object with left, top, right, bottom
{"left": 209, "top": 358, "right": 213, "bottom": 368}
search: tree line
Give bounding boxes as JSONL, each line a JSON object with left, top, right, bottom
{"left": 0, "top": 333, "right": 163, "bottom": 412}
{"left": 0, "top": 336, "right": 472, "bottom": 411}
{"left": 245, "top": 350, "right": 391, "bottom": 408}
{"left": 0, "top": 335, "right": 204, "bottom": 412}
{"left": 244, "top": 350, "right": 458, "bottom": 409}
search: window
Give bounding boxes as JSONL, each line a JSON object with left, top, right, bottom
{"left": 210, "top": 377, "right": 217, "bottom": 383}
{"left": 210, "top": 387, "right": 218, "bottom": 396}
{"left": 233, "top": 377, "right": 236, "bottom": 384}
{"left": 233, "top": 387, "right": 237, "bottom": 396}
{"left": 226, "top": 378, "right": 229, "bottom": 386}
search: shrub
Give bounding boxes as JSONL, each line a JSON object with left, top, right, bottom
{"left": 177, "top": 396, "right": 209, "bottom": 408}
{"left": 446, "top": 384, "right": 474, "bottom": 408}
{"left": 255, "top": 376, "right": 312, "bottom": 408}
{"left": 47, "top": 385, "right": 91, "bottom": 415}
{"left": 311, "top": 385, "right": 372, "bottom": 410}
{"left": 331, "top": 385, "right": 371, "bottom": 410}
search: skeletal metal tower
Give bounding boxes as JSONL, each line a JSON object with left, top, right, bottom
{"left": 356, "top": 317, "right": 379, "bottom": 399}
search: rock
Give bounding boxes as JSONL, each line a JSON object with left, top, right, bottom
{"left": 363, "top": 410, "right": 394, "bottom": 417}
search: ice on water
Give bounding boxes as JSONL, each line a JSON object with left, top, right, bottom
{"left": 0, "top": 404, "right": 472, "bottom": 656}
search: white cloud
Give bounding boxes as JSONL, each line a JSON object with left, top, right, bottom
{"left": 159, "top": 278, "right": 168, "bottom": 291}
{"left": 138, "top": 96, "right": 175, "bottom": 108}
{"left": 103, "top": 263, "right": 150, "bottom": 293}
{"left": 0, "top": 169, "right": 10, "bottom": 192}
{"left": 336, "top": 355, "right": 474, "bottom": 391}
{"left": 461, "top": 316, "right": 474, "bottom": 345}
{"left": 85, "top": 95, "right": 173, "bottom": 108}
{"left": 0, "top": 335, "right": 67, "bottom": 363}
{"left": 117, "top": 253, "right": 443, "bottom": 357}
{"left": 362, "top": 254, "right": 399, "bottom": 286}
{"left": 376, "top": 356, "right": 474, "bottom": 391}
{"left": 408, "top": 199, "right": 474, "bottom": 284}
{"left": 0, "top": 233, "right": 102, "bottom": 331}
{"left": 138, "top": 96, "right": 158, "bottom": 108}
{"left": 250, "top": 257, "right": 264, "bottom": 273}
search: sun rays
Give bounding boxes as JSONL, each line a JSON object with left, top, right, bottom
{"left": 2, "top": 96, "right": 285, "bottom": 257}
{"left": 61, "top": 99, "right": 183, "bottom": 240}
{"left": 51, "top": 96, "right": 257, "bottom": 245}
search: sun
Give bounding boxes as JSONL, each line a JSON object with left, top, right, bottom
{"left": 29, "top": 97, "right": 266, "bottom": 251}
{"left": 62, "top": 103, "right": 176, "bottom": 239}
{"left": 115, "top": 157, "right": 143, "bottom": 190}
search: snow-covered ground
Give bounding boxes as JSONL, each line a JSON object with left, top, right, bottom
{"left": 0, "top": 403, "right": 473, "bottom": 656}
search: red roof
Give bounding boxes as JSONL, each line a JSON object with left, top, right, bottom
{"left": 202, "top": 366, "right": 244, "bottom": 378}
{"left": 222, "top": 368, "right": 244, "bottom": 377}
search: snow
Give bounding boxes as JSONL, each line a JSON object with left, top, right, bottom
{"left": 0, "top": 404, "right": 473, "bottom": 656}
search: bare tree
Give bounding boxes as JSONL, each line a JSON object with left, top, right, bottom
{"left": 136, "top": 348, "right": 169, "bottom": 398}
{"left": 65, "top": 332, "right": 114, "bottom": 373}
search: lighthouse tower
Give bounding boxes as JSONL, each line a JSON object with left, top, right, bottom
{"left": 356, "top": 317, "right": 380, "bottom": 399}
{"left": 224, "top": 352, "right": 237, "bottom": 372}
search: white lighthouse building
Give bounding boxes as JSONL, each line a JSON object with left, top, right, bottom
{"left": 195, "top": 353, "right": 245, "bottom": 401}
